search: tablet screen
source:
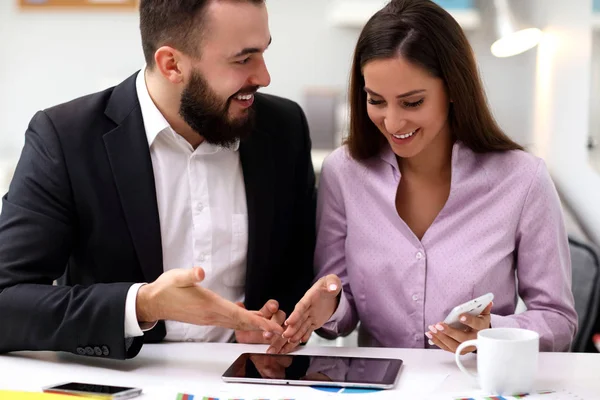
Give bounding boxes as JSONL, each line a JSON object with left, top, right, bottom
{"left": 222, "top": 353, "right": 403, "bottom": 388}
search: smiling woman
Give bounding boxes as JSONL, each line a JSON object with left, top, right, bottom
{"left": 346, "top": 1, "right": 522, "bottom": 160}
{"left": 281, "top": 0, "right": 578, "bottom": 355}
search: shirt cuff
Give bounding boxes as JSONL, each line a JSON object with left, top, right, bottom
{"left": 320, "top": 289, "right": 350, "bottom": 334}
{"left": 490, "top": 313, "right": 521, "bottom": 329}
{"left": 125, "top": 283, "right": 157, "bottom": 338}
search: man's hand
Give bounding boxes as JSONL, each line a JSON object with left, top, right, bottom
{"left": 280, "top": 274, "right": 342, "bottom": 352}
{"left": 135, "top": 267, "right": 283, "bottom": 335}
{"left": 426, "top": 302, "right": 493, "bottom": 354}
{"left": 234, "top": 300, "right": 294, "bottom": 354}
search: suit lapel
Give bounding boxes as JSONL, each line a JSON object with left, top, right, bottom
{"left": 239, "top": 127, "right": 274, "bottom": 303}
{"left": 102, "top": 73, "right": 163, "bottom": 283}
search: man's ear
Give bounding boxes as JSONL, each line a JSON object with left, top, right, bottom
{"left": 154, "top": 46, "right": 185, "bottom": 85}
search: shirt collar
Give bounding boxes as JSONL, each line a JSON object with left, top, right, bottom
{"left": 135, "top": 67, "right": 170, "bottom": 147}
{"left": 378, "top": 140, "right": 463, "bottom": 173}
{"left": 379, "top": 145, "right": 399, "bottom": 171}
{"left": 135, "top": 67, "right": 240, "bottom": 152}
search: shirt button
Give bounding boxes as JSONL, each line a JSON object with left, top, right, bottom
{"left": 412, "top": 294, "right": 419, "bottom": 301}
{"left": 198, "top": 254, "right": 206, "bottom": 262}
{"left": 414, "top": 334, "right": 420, "bottom": 341}
{"left": 196, "top": 203, "right": 204, "bottom": 212}
{"left": 186, "top": 339, "right": 194, "bottom": 343}
{"left": 416, "top": 251, "right": 424, "bottom": 260}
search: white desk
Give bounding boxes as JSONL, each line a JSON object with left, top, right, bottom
{"left": 1, "top": 343, "right": 599, "bottom": 399}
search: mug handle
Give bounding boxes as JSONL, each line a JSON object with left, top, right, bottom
{"left": 455, "top": 339, "right": 478, "bottom": 380}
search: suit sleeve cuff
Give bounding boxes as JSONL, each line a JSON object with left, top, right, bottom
{"left": 125, "top": 283, "right": 157, "bottom": 338}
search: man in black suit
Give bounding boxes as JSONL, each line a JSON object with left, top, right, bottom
{"left": 0, "top": 0, "right": 315, "bottom": 359}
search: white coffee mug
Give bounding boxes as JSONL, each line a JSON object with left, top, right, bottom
{"left": 455, "top": 328, "right": 540, "bottom": 395}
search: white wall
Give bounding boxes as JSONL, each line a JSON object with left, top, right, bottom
{"left": 0, "top": 0, "right": 539, "bottom": 156}
{"left": 591, "top": 31, "right": 600, "bottom": 146}
{"left": 269, "top": 0, "right": 541, "bottom": 148}
{"left": 262, "top": 1, "right": 359, "bottom": 110}
{"left": 0, "top": 1, "right": 144, "bottom": 159}
{"left": 0, "top": 1, "right": 597, "bottom": 185}
{"left": 529, "top": 0, "right": 600, "bottom": 245}
{"left": 467, "top": 0, "right": 538, "bottom": 147}
{"left": 0, "top": 0, "right": 361, "bottom": 161}
{"left": 591, "top": 31, "right": 600, "bottom": 173}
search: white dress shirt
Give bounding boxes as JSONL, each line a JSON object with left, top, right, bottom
{"left": 123, "top": 69, "right": 248, "bottom": 342}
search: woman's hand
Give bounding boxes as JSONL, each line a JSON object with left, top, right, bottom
{"left": 279, "top": 274, "right": 342, "bottom": 352}
{"left": 426, "top": 302, "right": 493, "bottom": 354}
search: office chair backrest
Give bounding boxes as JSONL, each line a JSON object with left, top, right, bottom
{"left": 569, "top": 236, "right": 600, "bottom": 352}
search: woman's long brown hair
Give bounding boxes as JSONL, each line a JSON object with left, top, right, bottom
{"left": 347, "top": 0, "right": 523, "bottom": 160}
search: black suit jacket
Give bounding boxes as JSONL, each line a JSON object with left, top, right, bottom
{"left": 0, "top": 73, "right": 316, "bottom": 359}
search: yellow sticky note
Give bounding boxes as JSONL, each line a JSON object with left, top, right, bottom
{"left": 0, "top": 390, "right": 98, "bottom": 399}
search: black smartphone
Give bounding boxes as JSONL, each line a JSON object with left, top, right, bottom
{"left": 43, "top": 382, "right": 142, "bottom": 399}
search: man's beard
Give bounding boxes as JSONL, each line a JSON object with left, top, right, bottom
{"left": 179, "top": 69, "right": 256, "bottom": 148}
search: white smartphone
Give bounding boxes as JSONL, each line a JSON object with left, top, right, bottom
{"left": 443, "top": 292, "right": 494, "bottom": 329}
{"left": 43, "top": 382, "right": 142, "bottom": 399}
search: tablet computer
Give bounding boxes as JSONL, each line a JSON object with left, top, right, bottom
{"left": 221, "top": 353, "right": 403, "bottom": 389}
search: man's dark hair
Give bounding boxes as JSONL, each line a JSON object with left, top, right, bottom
{"left": 140, "top": 0, "right": 265, "bottom": 68}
